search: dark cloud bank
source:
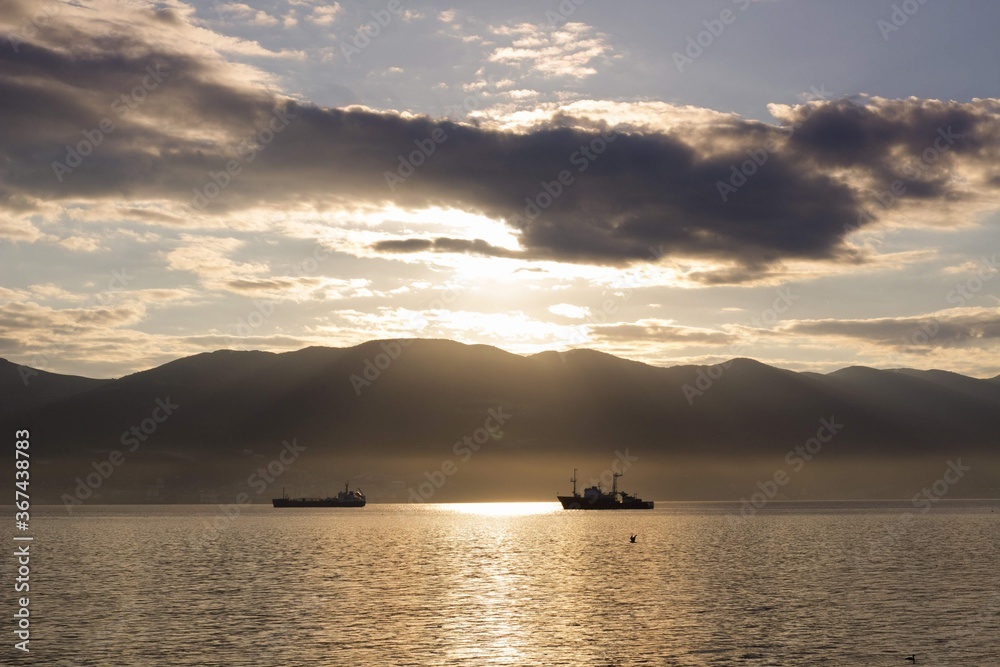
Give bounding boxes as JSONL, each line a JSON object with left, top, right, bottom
{"left": 2, "top": 1, "right": 998, "bottom": 282}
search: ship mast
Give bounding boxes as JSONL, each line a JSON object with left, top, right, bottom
{"left": 571, "top": 469, "right": 577, "bottom": 497}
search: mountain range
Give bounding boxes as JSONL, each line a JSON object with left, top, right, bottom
{"left": 2, "top": 339, "right": 998, "bottom": 505}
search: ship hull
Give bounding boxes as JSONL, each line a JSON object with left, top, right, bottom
{"left": 557, "top": 495, "right": 653, "bottom": 510}
{"left": 271, "top": 498, "right": 366, "bottom": 508}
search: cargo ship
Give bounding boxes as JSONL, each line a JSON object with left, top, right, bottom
{"left": 272, "top": 482, "right": 366, "bottom": 508}
{"left": 557, "top": 469, "right": 653, "bottom": 510}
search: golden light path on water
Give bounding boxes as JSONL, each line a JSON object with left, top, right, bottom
{"left": 431, "top": 501, "right": 562, "bottom": 516}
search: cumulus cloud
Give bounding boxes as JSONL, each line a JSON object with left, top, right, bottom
{"left": 215, "top": 3, "right": 280, "bottom": 27}
{"left": 487, "top": 22, "right": 615, "bottom": 79}
{"left": 306, "top": 3, "right": 342, "bottom": 26}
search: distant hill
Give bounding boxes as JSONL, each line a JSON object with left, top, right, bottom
{"left": 2, "top": 340, "right": 998, "bottom": 504}
{"left": 0, "top": 358, "right": 110, "bottom": 418}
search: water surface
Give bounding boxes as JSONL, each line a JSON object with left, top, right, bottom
{"left": 5, "top": 501, "right": 998, "bottom": 666}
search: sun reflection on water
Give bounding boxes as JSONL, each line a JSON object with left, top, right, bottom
{"left": 432, "top": 502, "right": 561, "bottom": 516}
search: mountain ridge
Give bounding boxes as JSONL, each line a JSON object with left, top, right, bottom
{"left": 2, "top": 340, "right": 998, "bottom": 504}
{"left": 5, "top": 341, "right": 1000, "bottom": 385}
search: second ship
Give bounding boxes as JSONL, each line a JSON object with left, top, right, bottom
{"left": 272, "top": 482, "right": 366, "bottom": 508}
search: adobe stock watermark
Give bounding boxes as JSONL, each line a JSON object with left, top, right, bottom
{"left": 384, "top": 127, "right": 447, "bottom": 191}
{"left": 912, "top": 459, "right": 971, "bottom": 512}
{"left": 560, "top": 287, "right": 636, "bottom": 351}
{"left": 672, "top": 0, "right": 756, "bottom": 73}
{"left": 546, "top": 0, "right": 588, "bottom": 26}
{"left": 6, "top": 0, "right": 61, "bottom": 54}
{"left": 908, "top": 319, "right": 940, "bottom": 346}
{"left": 191, "top": 105, "right": 296, "bottom": 210}
{"left": 17, "top": 267, "right": 134, "bottom": 385}
{"left": 51, "top": 63, "right": 170, "bottom": 182}
{"left": 681, "top": 286, "right": 800, "bottom": 405}
{"left": 443, "top": 74, "right": 507, "bottom": 120}
{"left": 387, "top": 74, "right": 507, "bottom": 189}
{"left": 217, "top": 244, "right": 332, "bottom": 350}
{"left": 717, "top": 85, "right": 831, "bottom": 202}
{"left": 585, "top": 449, "right": 641, "bottom": 490}
{"left": 738, "top": 416, "right": 844, "bottom": 517}
{"left": 61, "top": 396, "right": 179, "bottom": 513}
{"left": 511, "top": 129, "right": 618, "bottom": 226}
{"left": 946, "top": 253, "right": 999, "bottom": 307}
{"left": 884, "top": 252, "right": 998, "bottom": 369}
{"left": 855, "top": 458, "right": 970, "bottom": 576}
{"left": 946, "top": 592, "right": 1000, "bottom": 653}
{"left": 349, "top": 283, "right": 466, "bottom": 395}
{"left": 877, "top": 0, "right": 931, "bottom": 42}
{"left": 349, "top": 339, "right": 414, "bottom": 395}
{"left": 201, "top": 438, "right": 306, "bottom": 534}
{"left": 340, "top": 0, "right": 405, "bottom": 62}
{"left": 844, "top": 125, "right": 961, "bottom": 236}
{"left": 407, "top": 406, "right": 511, "bottom": 502}
{"left": 557, "top": 243, "right": 667, "bottom": 356}
{"left": 869, "top": 126, "right": 961, "bottom": 211}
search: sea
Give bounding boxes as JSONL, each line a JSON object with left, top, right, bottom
{"left": 3, "top": 500, "right": 998, "bottom": 666}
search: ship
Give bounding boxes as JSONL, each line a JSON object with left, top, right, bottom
{"left": 557, "top": 469, "right": 654, "bottom": 510}
{"left": 272, "top": 482, "right": 366, "bottom": 508}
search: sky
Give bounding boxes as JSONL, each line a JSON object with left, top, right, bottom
{"left": 1, "top": 0, "right": 999, "bottom": 379}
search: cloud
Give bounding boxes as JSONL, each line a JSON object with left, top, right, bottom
{"left": 780, "top": 308, "right": 1000, "bottom": 349}
{"left": 215, "top": 3, "right": 280, "bottom": 27}
{"left": 0, "top": 300, "right": 321, "bottom": 379}
{"left": 0, "top": 300, "right": 145, "bottom": 334}
{"left": 488, "top": 22, "right": 615, "bottom": 79}
{"left": 371, "top": 237, "right": 520, "bottom": 258}
{"left": 504, "top": 89, "right": 540, "bottom": 100}
{"left": 1, "top": 1, "right": 999, "bottom": 286}
{"left": 165, "top": 236, "right": 263, "bottom": 282}
{"left": 225, "top": 277, "right": 316, "bottom": 292}
{"left": 306, "top": 3, "right": 342, "bottom": 26}
{"left": 0, "top": 218, "right": 50, "bottom": 242}
{"left": 58, "top": 235, "right": 105, "bottom": 253}
{"left": 592, "top": 320, "right": 740, "bottom": 346}
{"left": 470, "top": 99, "right": 741, "bottom": 133}
{"left": 331, "top": 307, "right": 582, "bottom": 350}
{"left": 549, "top": 303, "right": 590, "bottom": 319}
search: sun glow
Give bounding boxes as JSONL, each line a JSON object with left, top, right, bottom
{"left": 365, "top": 205, "right": 524, "bottom": 251}
{"left": 434, "top": 502, "right": 561, "bottom": 516}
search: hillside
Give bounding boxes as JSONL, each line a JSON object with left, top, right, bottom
{"left": 2, "top": 340, "right": 998, "bottom": 503}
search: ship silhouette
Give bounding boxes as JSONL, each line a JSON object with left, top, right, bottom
{"left": 272, "top": 482, "right": 366, "bottom": 508}
{"left": 557, "top": 469, "right": 653, "bottom": 510}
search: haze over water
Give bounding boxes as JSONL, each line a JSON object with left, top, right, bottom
{"left": 7, "top": 501, "right": 999, "bottom": 666}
